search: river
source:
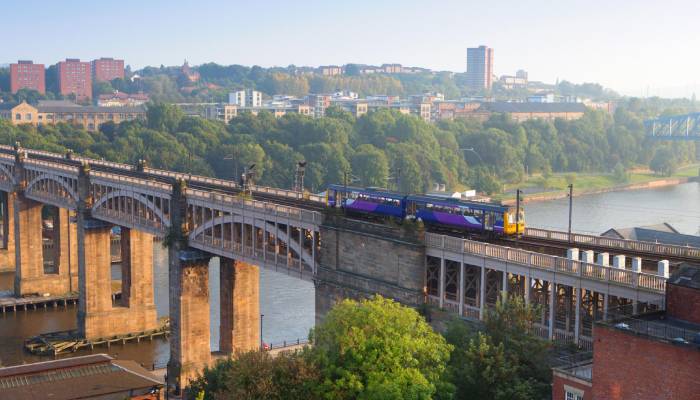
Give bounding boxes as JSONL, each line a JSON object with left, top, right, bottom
{"left": 0, "top": 182, "right": 698, "bottom": 368}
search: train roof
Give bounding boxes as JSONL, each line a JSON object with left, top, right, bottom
{"left": 327, "top": 184, "right": 405, "bottom": 199}
{"left": 406, "top": 194, "right": 511, "bottom": 213}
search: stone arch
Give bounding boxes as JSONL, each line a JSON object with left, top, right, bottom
{"left": 189, "top": 214, "right": 314, "bottom": 266}
{"left": 92, "top": 190, "right": 170, "bottom": 227}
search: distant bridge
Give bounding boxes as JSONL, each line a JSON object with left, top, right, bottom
{"left": 644, "top": 113, "right": 700, "bottom": 140}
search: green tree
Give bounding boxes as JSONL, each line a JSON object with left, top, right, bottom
{"left": 445, "top": 295, "right": 551, "bottom": 400}
{"left": 311, "top": 296, "right": 454, "bottom": 400}
{"left": 649, "top": 147, "right": 678, "bottom": 176}
{"left": 146, "top": 102, "right": 184, "bottom": 132}
{"left": 188, "top": 350, "right": 320, "bottom": 400}
{"left": 350, "top": 144, "right": 389, "bottom": 187}
{"left": 612, "top": 162, "right": 629, "bottom": 183}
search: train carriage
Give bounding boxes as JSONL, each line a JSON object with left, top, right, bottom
{"left": 327, "top": 184, "right": 406, "bottom": 218}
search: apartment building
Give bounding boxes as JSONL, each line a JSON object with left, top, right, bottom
{"left": 57, "top": 59, "right": 92, "bottom": 101}
{"left": 10, "top": 60, "right": 45, "bottom": 94}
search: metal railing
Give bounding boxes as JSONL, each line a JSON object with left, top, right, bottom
{"left": 603, "top": 310, "right": 700, "bottom": 345}
{"left": 186, "top": 188, "right": 322, "bottom": 225}
{"left": 525, "top": 227, "right": 700, "bottom": 259}
{"left": 425, "top": 233, "right": 667, "bottom": 293}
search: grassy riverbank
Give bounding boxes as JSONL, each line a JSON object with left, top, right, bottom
{"left": 497, "top": 163, "right": 700, "bottom": 203}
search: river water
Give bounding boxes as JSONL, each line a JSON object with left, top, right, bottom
{"left": 0, "top": 182, "right": 698, "bottom": 368}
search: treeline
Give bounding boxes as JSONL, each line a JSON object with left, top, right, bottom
{"left": 0, "top": 101, "right": 696, "bottom": 194}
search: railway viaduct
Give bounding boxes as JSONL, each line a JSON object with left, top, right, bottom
{"left": 0, "top": 143, "right": 696, "bottom": 390}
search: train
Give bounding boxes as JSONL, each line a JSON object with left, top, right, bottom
{"left": 326, "top": 184, "right": 525, "bottom": 236}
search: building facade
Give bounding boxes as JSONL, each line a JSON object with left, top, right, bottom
{"left": 10, "top": 60, "right": 45, "bottom": 94}
{"left": 57, "top": 59, "right": 92, "bottom": 101}
{"left": 319, "top": 65, "right": 343, "bottom": 76}
{"left": 97, "top": 91, "right": 149, "bottom": 107}
{"left": 0, "top": 100, "right": 145, "bottom": 131}
{"left": 92, "top": 57, "right": 125, "bottom": 82}
{"left": 228, "top": 89, "right": 262, "bottom": 107}
{"left": 553, "top": 264, "right": 700, "bottom": 400}
{"left": 466, "top": 45, "right": 494, "bottom": 90}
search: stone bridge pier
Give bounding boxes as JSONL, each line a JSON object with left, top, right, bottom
{"left": 13, "top": 194, "right": 77, "bottom": 296}
{"left": 167, "top": 251, "right": 261, "bottom": 390}
{"left": 77, "top": 220, "right": 157, "bottom": 339}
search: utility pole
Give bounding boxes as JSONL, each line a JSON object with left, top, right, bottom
{"left": 515, "top": 188, "right": 522, "bottom": 244}
{"left": 567, "top": 184, "right": 573, "bottom": 243}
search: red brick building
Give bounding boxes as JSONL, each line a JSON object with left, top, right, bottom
{"left": 10, "top": 60, "right": 45, "bottom": 94}
{"left": 57, "top": 58, "right": 92, "bottom": 101}
{"left": 553, "top": 264, "right": 700, "bottom": 400}
{"left": 92, "top": 57, "right": 125, "bottom": 82}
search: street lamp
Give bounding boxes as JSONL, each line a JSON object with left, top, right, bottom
{"left": 241, "top": 164, "right": 256, "bottom": 194}
{"left": 260, "top": 313, "right": 265, "bottom": 349}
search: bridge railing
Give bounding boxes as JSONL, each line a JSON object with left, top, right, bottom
{"left": 186, "top": 188, "right": 322, "bottom": 225}
{"left": 524, "top": 227, "right": 700, "bottom": 259}
{"left": 426, "top": 233, "right": 666, "bottom": 293}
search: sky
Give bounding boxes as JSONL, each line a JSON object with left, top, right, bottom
{"left": 4, "top": 0, "right": 700, "bottom": 97}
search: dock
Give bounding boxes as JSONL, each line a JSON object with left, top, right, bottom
{"left": 24, "top": 318, "right": 170, "bottom": 356}
{"left": 0, "top": 293, "right": 78, "bottom": 313}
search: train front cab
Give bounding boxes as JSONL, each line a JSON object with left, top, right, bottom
{"left": 503, "top": 208, "right": 525, "bottom": 235}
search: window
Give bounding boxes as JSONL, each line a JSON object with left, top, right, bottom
{"left": 25, "top": 114, "right": 32, "bottom": 121}
{"left": 15, "top": 113, "right": 21, "bottom": 120}
{"left": 565, "top": 386, "right": 584, "bottom": 400}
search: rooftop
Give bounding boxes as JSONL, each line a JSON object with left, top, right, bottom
{"left": 0, "top": 354, "right": 162, "bottom": 400}
{"left": 601, "top": 223, "right": 700, "bottom": 247}
{"left": 599, "top": 310, "right": 700, "bottom": 347}
{"left": 477, "top": 102, "right": 587, "bottom": 113}
{"left": 668, "top": 263, "right": 700, "bottom": 290}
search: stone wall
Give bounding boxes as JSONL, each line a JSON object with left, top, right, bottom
{"left": 315, "top": 215, "right": 426, "bottom": 324}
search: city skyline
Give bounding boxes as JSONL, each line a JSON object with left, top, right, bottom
{"left": 4, "top": 0, "right": 700, "bottom": 98}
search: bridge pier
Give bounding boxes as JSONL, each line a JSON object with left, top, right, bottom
{"left": 0, "top": 191, "right": 15, "bottom": 270}
{"left": 219, "top": 258, "right": 260, "bottom": 354}
{"left": 168, "top": 250, "right": 212, "bottom": 390}
{"left": 14, "top": 196, "right": 75, "bottom": 296}
{"left": 77, "top": 220, "right": 157, "bottom": 339}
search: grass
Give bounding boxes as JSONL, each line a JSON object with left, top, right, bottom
{"left": 495, "top": 163, "right": 700, "bottom": 202}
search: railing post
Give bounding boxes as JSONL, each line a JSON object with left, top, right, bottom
{"left": 438, "top": 257, "right": 445, "bottom": 309}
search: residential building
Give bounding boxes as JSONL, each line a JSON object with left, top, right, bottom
{"left": 97, "top": 91, "right": 149, "bottom": 107}
{"left": 466, "top": 102, "right": 586, "bottom": 122}
{"left": 553, "top": 264, "right": 700, "bottom": 400}
{"left": 381, "top": 63, "right": 403, "bottom": 74}
{"left": 228, "top": 89, "right": 262, "bottom": 107}
{"left": 0, "top": 100, "right": 145, "bottom": 131}
{"left": 306, "top": 94, "right": 331, "bottom": 118}
{"left": 91, "top": 57, "right": 125, "bottom": 82}
{"left": 10, "top": 60, "right": 45, "bottom": 94}
{"left": 319, "top": 65, "right": 343, "bottom": 76}
{"left": 330, "top": 99, "right": 368, "bottom": 118}
{"left": 466, "top": 45, "right": 495, "bottom": 90}
{"left": 203, "top": 103, "right": 239, "bottom": 124}
{"left": 57, "top": 58, "right": 92, "bottom": 101}
{"left": 516, "top": 69, "right": 528, "bottom": 80}
{"left": 500, "top": 74, "right": 528, "bottom": 90}
{"left": 0, "top": 353, "right": 163, "bottom": 400}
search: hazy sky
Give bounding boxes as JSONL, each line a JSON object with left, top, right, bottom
{"left": 5, "top": 0, "right": 700, "bottom": 97}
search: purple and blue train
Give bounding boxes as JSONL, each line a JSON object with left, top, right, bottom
{"left": 326, "top": 184, "right": 525, "bottom": 236}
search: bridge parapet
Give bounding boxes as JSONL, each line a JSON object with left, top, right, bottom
{"left": 425, "top": 232, "right": 666, "bottom": 293}
{"left": 525, "top": 227, "right": 700, "bottom": 260}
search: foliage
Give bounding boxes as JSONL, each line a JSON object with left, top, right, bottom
{"left": 188, "top": 350, "right": 320, "bottom": 400}
{"left": 310, "top": 296, "right": 454, "bottom": 400}
{"left": 0, "top": 96, "right": 696, "bottom": 196}
{"left": 649, "top": 147, "right": 679, "bottom": 176}
{"left": 445, "top": 295, "right": 551, "bottom": 400}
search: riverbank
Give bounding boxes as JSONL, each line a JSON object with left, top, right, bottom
{"left": 500, "top": 164, "right": 700, "bottom": 205}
